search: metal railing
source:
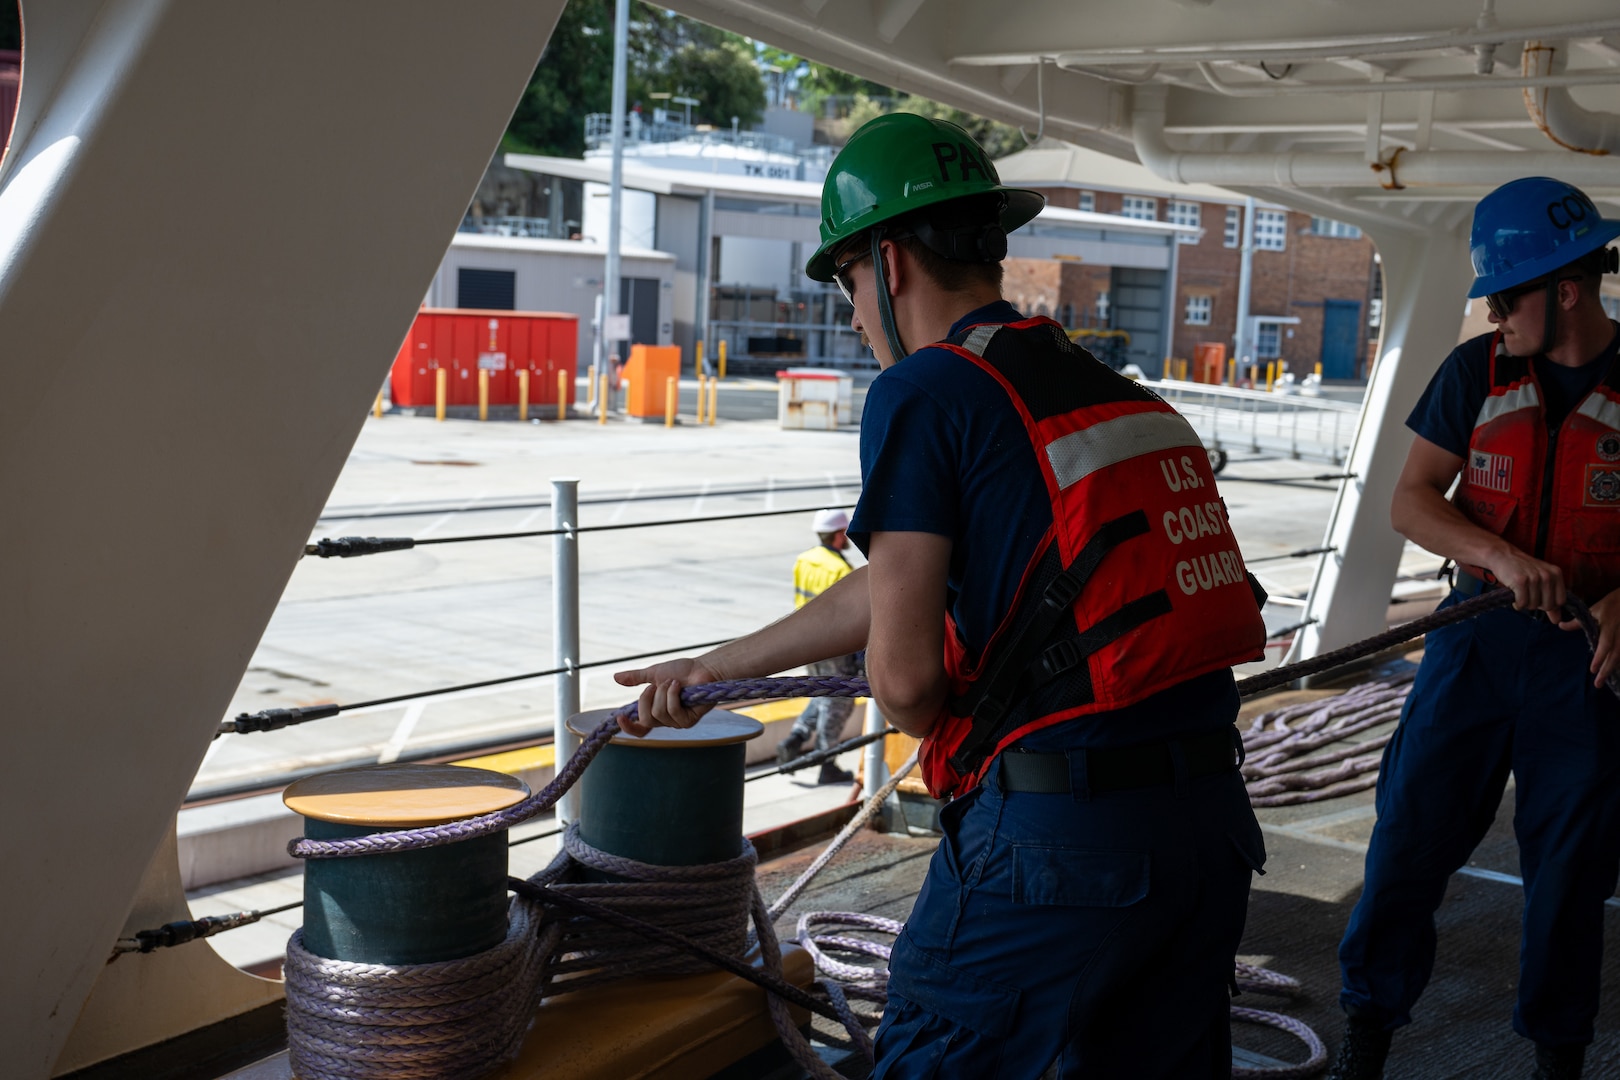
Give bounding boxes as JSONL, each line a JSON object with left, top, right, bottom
{"left": 1150, "top": 378, "right": 1361, "bottom": 464}
{"left": 459, "top": 215, "right": 552, "bottom": 239}
{"left": 202, "top": 478, "right": 864, "bottom": 808}
{"left": 583, "top": 113, "right": 834, "bottom": 169}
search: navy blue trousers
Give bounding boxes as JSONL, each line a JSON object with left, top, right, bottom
{"left": 873, "top": 753, "right": 1263, "bottom": 1078}
{"left": 1339, "top": 595, "right": 1620, "bottom": 1046}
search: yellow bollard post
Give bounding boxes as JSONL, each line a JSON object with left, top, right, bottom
{"left": 373, "top": 390, "right": 384, "bottom": 418}
{"left": 518, "top": 369, "right": 530, "bottom": 421}
{"left": 1249, "top": 363, "right": 1258, "bottom": 387}
{"left": 1265, "top": 361, "right": 1275, "bottom": 392}
{"left": 695, "top": 340, "right": 704, "bottom": 375}
{"left": 718, "top": 339, "right": 727, "bottom": 380}
{"left": 598, "top": 374, "right": 608, "bottom": 425}
{"left": 1227, "top": 360, "right": 1236, "bottom": 387}
{"left": 558, "top": 370, "right": 568, "bottom": 420}
{"left": 708, "top": 377, "right": 718, "bottom": 426}
{"left": 478, "top": 369, "right": 489, "bottom": 421}
{"left": 435, "top": 367, "right": 447, "bottom": 422}
{"left": 1314, "top": 361, "right": 1324, "bottom": 377}
{"left": 696, "top": 373, "right": 707, "bottom": 425}
{"left": 665, "top": 376, "right": 677, "bottom": 428}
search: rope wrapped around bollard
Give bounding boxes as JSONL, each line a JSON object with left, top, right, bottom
{"left": 282, "top": 590, "right": 1614, "bottom": 1079}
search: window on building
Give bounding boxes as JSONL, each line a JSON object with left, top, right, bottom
{"left": 1059, "top": 302, "right": 1075, "bottom": 327}
{"left": 1121, "top": 196, "right": 1157, "bottom": 221}
{"left": 1224, "top": 207, "right": 1242, "bottom": 248}
{"left": 1309, "top": 216, "right": 1363, "bottom": 239}
{"left": 1078, "top": 191, "right": 1095, "bottom": 213}
{"left": 1095, "top": 291, "right": 1111, "bottom": 323}
{"left": 1168, "top": 200, "right": 1201, "bottom": 244}
{"left": 457, "top": 268, "right": 516, "bottom": 310}
{"left": 1255, "top": 321, "right": 1282, "bottom": 358}
{"left": 1254, "top": 210, "right": 1287, "bottom": 251}
{"left": 1184, "top": 294, "right": 1212, "bottom": 325}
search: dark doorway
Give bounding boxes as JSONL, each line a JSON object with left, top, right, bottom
{"left": 1109, "top": 267, "right": 1167, "bottom": 377}
{"left": 620, "top": 277, "right": 659, "bottom": 345}
{"left": 1321, "top": 299, "right": 1362, "bottom": 379}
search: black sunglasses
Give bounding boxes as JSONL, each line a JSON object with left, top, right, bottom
{"left": 831, "top": 248, "right": 873, "bottom": 304}
{"left": 1485, "top": 274, "right": 1582, "bottom": 320}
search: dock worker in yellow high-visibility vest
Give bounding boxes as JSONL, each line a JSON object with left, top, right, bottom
{"left": 779, "top": 509, "right": 861, "bottom": 784}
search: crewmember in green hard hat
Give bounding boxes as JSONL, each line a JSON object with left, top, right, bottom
{"left": 617, "top": 113, "right": 1268, "bottom": 1077}
{"left": 1329, "top": 178, "right": 1620, "bottom": 1080}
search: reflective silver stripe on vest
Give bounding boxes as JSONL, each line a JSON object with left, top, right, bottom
{"left": 1577, "top": 391, "right": 1620, "bottom": 432}
{"left": 960, "top": 324, "right": 1001, "bottom": 357}
{"left": 1046, "top": 411, "right": 1203, "bottom": 490}
{"left": 1474, "top": 381, "right": 1540, "bottom": 428}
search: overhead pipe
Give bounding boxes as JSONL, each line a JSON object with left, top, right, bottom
{"left": 1522, "top": 41, "right": 1620, "bottom": 155}
{"left": 1192, "top": 59, "right": 1620, "bottom": 98}
{"left": 954, "top": 16, "right": 1620, "bottom": 68}
{"left": 1130, "top": 84, "right": 1620, "bottom": 190}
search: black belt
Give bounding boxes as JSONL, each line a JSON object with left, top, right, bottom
{"left": 998, "top": 727, "right": 1241, "bottom": 795}
{"left": 1453, "top": 570, "right": 1496, "bottom": 598}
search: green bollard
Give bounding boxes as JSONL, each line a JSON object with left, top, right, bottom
{"left": 284, "top": 763, "right": 529, "bottom": 965}
{"left": 566, "top": 709, "right": 763, "bottom": 868}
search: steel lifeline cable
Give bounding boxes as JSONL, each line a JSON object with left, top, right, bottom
{"left": 262, "top": 591, "right": 1616, "bottom": 1079}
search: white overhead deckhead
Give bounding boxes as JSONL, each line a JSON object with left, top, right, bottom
{"left": 663, "top": 0, "right": 1620, "bottom": 231}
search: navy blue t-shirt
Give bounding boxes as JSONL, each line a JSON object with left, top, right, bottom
{"left": 1408, "top": 326, "right": 1620, "bottom": 453}
{"left": 849, "top": 301, "right": 1236, "bottom": 748}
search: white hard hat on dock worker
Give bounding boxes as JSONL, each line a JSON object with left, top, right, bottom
{"left": 813, "top": 509, "right": 849, "bottom": 534}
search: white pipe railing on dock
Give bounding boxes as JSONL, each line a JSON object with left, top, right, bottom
{"left": 1148, "top": 378, "right": 1359, "bottom": 465}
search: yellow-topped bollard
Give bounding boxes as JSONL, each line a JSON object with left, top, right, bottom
{"left": 598, "top": 374, "right": 608, "bottom": 425}
{"left": 435, "top": 367, "right": 447, "bottom": 422}
{"left": 518, "top": 368, "right": 530, "bottom": 421}
{"left": 696, "top": 373, "right": 708, "bottom": 425}
{"left": 1314, "top": 361, "right": 1324, "bottom": 377}
{"left": 558, "top": 369, "right": 568, "bottom": 420}
{"left": 373, "top": 390, "right": 384, "bottom": 418}
{"left": 478, "top": 369, "right": 490, "bottom": 421}
{"left": 695, "top": 340, "right": 704, "bottom": 375}
{"left": 665, "top": 376, "right": 677, "bottom": 428}
{"left": 718, "top": 339, "right": 727, "bottom": 380}
{"left": 708, "top": 378, "right": 718, "bottom": 425}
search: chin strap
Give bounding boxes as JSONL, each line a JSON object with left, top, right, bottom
{"left": 871, "top": 227, "right": 908, "bottom": 364}
{"left": 1542, "top": 274, "right": 1560, "bottom": 359}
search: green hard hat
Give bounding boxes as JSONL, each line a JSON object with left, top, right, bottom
{"left": 805, "top": 113, "right": 1046, "bottom": 282}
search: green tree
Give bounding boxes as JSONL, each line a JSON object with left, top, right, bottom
{"left": 503, "top": 1, "right": 765, "bottom": 157}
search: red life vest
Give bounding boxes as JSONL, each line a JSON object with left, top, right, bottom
{"left": 917, "top": 317, "right": 1267, "bottom": 799}
{"left": 1454, "top": 331, "right": 1620, "bottom": 602}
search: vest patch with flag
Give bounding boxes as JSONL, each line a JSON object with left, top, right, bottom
{"left": 1467, "top": 450, "right": 1513, "bottom": 493}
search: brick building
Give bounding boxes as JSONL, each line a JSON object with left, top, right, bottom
{"left": 997, "top": 142, "right": 1380, "bottom": 381}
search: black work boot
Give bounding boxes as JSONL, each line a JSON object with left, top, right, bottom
{"left": 1532, "top": 1043, "right": 1585, "bottom": 1080}
{"left": 776, "top": 732, "right": 807, "bottom": 766}
{"left": 817, "top": 761, "right": 855, "bottom": 785}
{"left": 1325, "top": 1017, "right": 1392, "bottom": 1080}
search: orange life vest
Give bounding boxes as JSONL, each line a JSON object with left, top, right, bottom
{"left": 1454, "top": 331, "right": 1620, "bottom": 602}
{"left": 918, "top": 318, "right": 1267, "bottom": 799}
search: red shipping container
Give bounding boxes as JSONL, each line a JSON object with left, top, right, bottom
{"left": 390, "top": 308, "right": 579, "bottom": 409}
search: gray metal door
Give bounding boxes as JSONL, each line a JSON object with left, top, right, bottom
{"left": 1109, "top": 267, "right": 1166, "bottom": 378}
{"left": 619, "top": 277, "right": 659, "bottom": 345}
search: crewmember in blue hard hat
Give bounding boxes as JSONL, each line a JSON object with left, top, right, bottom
{"left": 778, "top": 508, "right": 861, "bottom": 785}
{"left": 1328, "top": 177, "right": 1620, "bottom": 1080}
{"left": 618, "top": 113, "right": 1269, "bottom": 1077}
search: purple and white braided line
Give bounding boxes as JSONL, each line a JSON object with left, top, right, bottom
{"left": 1230, "top": 1005, "right": 1329, "bottom": 1079}
{"left": 290, "top": 676, "right": 872, "bottom": 860}
{"left": 283, "top": 898, "right": 552, "bottom": 1080}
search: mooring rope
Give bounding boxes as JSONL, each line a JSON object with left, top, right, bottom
{"left": 283, "top": 588, "right": 1615, "bottom": 1078}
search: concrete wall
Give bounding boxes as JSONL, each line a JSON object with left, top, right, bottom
{"left": 426, "top": 238, "right": 675, "bottom": 372}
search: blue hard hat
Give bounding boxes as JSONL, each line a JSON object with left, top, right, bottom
{"left": 1468, "top": 177, "right": 1620, "bottom": 298}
